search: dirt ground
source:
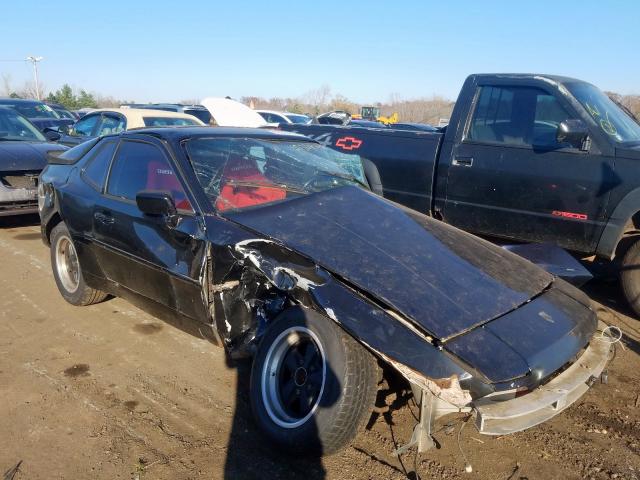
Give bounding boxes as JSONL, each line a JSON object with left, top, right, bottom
{"left": 1, "top": 215, "right": 639, "bottom": 480}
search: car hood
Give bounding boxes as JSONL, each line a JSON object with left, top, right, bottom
{"left": 201, "top": 97, "right": 267, "bottom": 128}
{"left": 0, "top": 141, "right": 67, "bottom": 171}
{"left": 29, "top": 117, "right": 73, "bottom": 130}
{"left": 227, "top": 186, "right": 553, "bottom": 341}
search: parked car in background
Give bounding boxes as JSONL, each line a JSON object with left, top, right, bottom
{"left": 257, "top": 110, "right": 311, "bottom": 126}
{"left": 0, "top": 107, "right": 66, "bottom": 216}
{"left": 45, "top": 102, "right": 79, "bottom": 121}
{"left": 121, "top": 103, "right": 212, "bottom": 125}
{"left": 39, "top": 126, "right": 609, "bottom": 456}
{"left": 55, "top": 108, "right": 205, "bottom": 146}
{"left": 281, "top": 73, "right": 640, "bottom": 316}
{"left": 0, "top": 98, "right": 74, "bottom": 132}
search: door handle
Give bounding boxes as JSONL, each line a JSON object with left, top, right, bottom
{"left": 94, "top": 211, "right": 114, "bottom": 225}
{"left": 452, "top": 156, "right": 474, "bottom": 167}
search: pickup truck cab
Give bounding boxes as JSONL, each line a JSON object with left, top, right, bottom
{"left": 279, "top": 74, "right": 640, "bottom": 315}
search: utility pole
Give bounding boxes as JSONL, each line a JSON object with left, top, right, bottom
{"left": 26, "top": 55, "right": 43, "bottom": 100}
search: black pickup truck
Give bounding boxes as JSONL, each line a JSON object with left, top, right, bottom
{"left": 279, "top": 74, "right": 640, "bottom": 315}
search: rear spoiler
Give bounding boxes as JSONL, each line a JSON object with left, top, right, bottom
{"left": 46, "top": 138, "right": 100, "bottom": 164}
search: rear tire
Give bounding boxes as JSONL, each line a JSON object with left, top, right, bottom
{"left": 250, "top": 307, "right": 378, "bottom": 456}
{"left": 50, "top": 222, "right": 107, "bottom": 306}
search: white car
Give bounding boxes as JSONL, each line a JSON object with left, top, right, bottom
{"left": 256, "top": 110, "right": 312, "bottom": 126}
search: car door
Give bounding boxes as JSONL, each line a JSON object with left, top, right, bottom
{"left": 442, "top": 82, "right": 615, "bottom": 253}
{"left": 91, "top": 136, "right": 209, "bottom": 321}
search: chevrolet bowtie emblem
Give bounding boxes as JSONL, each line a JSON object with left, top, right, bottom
{"left": 335, "top": 136, "right": 363, "bottom": 151}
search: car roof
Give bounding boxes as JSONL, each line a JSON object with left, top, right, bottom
{"left": 86, "top": 108, "right": 206, "bottom": 128}
{"left": 0, "top": 98, "right": 43, "bottom": 105}
{"left": 119, "top": 126, "right": 314, "bottom": 142}
{"left": 470, "top": 73, "right": 586, "bottom": 86}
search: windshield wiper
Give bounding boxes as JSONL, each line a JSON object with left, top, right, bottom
{"left": 224, "top": 180, "right": 309, "bottom": 195}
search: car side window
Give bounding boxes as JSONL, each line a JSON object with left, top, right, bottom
{"left": 468, "top": 86, "right": 571, "bottom": 148}
{"left": 81, "top": 140, "right": 117, "bottom": 191}
{"left": 107, "top": 140, "right": 193, "bottom": 212}
{"left": 72, "top": 114, "right": 99, "bottom": 137}
{"left": 96, "top": 115, "right": 126, "bottom": 136}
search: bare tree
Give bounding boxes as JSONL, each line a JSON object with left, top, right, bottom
{"left": 1, "top": 74, "right": 12, "bottom": 96}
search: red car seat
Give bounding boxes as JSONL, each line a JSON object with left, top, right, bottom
{"left": 215, "top": 156, "right": 286, "bottom": 211}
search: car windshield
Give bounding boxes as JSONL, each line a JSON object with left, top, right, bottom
{"left": 143, "top": 116, "right": 201, "bottom": 127}
{"left": 567, "top": 82, "right": 640, "bottom": 144}
{"left": 7, "top": 102, "right": 60, "bottom": 119}
{"left": 0, "top": 108, "right": 46, "bottom": 141}
{"left": 54, "top": 108, "right": 76, "bottom": 120}
{"left": 184, "top": 137, "right": 368, "bottom": 212}
{"left": 285, "top": 114, "right": 310, "bottom": 124}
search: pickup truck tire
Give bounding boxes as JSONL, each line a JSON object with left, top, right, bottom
{"left": 50, "top": 222, "right": 107, "bottom": 306}
{"left": 620, "top": 238, "right": 640, "bottom": 316}
{"left": 250, "top": 307, "right": 378, "bottom": 456}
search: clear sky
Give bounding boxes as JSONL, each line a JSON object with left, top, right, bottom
{"left": 2, "top": 0, "right": 638, "bottom": 103}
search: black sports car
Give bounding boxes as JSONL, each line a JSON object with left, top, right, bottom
{"left": 0, "top": 107, "right": 66, "bottom": 216}
{"left": 38, "top": 126, "right": 610, "bottom": 455}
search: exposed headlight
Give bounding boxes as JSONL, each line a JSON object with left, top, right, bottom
{"left": 37, "top": 182, "right": 46, "bottom": 212}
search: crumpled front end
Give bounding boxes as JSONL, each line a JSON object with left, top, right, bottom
{"left": 206, "top": 213, "right": 609, "bottom": 439}
{"left": 473, "top": 323, "right": 611, "bottom": 435}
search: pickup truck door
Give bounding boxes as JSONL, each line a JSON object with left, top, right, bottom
{"left": 91, "top": 137, "right": 209, "bottom": 322}
{"left": 442, "top": 82, "right": 616, "bottom": 253}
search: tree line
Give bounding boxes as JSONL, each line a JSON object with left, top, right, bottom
{"left": 2, "top": 75, "right": 639, "bottom": 126}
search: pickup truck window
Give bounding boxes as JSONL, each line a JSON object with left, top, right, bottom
{"left": 468, "top": 86, "right": 571, "bottom": 148}
{"left": 567, "top": 82, "right": 640, "bottom": 144}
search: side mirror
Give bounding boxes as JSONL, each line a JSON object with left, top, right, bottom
{"left": 136, "top": 190, "right": 177, "bottom": 221}
{"left": 43, "top": 127, "right": 61, "bottom": 142}
{"left": 556, "top": 119, "right": 589, "bottom": 149}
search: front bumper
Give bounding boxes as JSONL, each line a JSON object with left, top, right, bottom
{"left": 0, "top": 180, "right": 38, "bottom": 216}
{"left": 473, "top": 322, "right": 611, "bottom": 435}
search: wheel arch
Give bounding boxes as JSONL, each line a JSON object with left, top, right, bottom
{"left": 44, "top": 211, "right": 64, "bottom": 246}
{"left": 596, "top": 188, "right": 640, "bottom": 260}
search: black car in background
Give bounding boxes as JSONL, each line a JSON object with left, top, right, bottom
{"left": 0, "top": 98, "right": 74, "bottom": 132}
{"left": 45, "top": 102, "right": 79, "bottom": 121}
{"left": 38, "top": 126, "right": 608, "bottom": 455}
{"left": 0, "top": 107, "right": 66, "bottom": 216}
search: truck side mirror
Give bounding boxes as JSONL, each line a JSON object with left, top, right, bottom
{"left": 556, "top": 119, "right": 589, "bottom": 150}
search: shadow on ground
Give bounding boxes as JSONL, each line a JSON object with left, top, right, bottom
{"left": 582, "top": 278, "right": 640, "bottom": 355}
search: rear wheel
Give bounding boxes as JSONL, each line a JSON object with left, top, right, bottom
{"left": 50, "top": 222, "right": 107, "bottom": 306}
{"left": 250, "top": 307, "right": 378, "bottom": 455}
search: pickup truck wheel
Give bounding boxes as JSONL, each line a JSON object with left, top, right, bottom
{"left": 250, "top": 307, "right": 378, "bottom": 456}
{"left": 50, "top": 223, "right": 107, "bottom": 306}
{"left": 620, "top": 238, "right": 640, "bottom": 317}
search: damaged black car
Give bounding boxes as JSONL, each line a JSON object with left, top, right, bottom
{"left": 39, "top": 127, "right": 611, "bottom": 455}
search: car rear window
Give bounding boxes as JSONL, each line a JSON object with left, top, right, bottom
{"left": 183, "top": 109, "right": 211, "bottom": 124}
{"left": 143, "top": 117, "right": 200, "bottom": 127}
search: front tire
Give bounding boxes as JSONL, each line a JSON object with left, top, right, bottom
{"left": 50, "top": 222, "right": 107, "bottom": 306}
{"left": 250, "top": 307, "right": 378, "bottom": 455}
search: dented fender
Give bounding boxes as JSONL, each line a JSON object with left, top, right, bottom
{"left": 210, "top": 236, "right": 473, "bottom": 406}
